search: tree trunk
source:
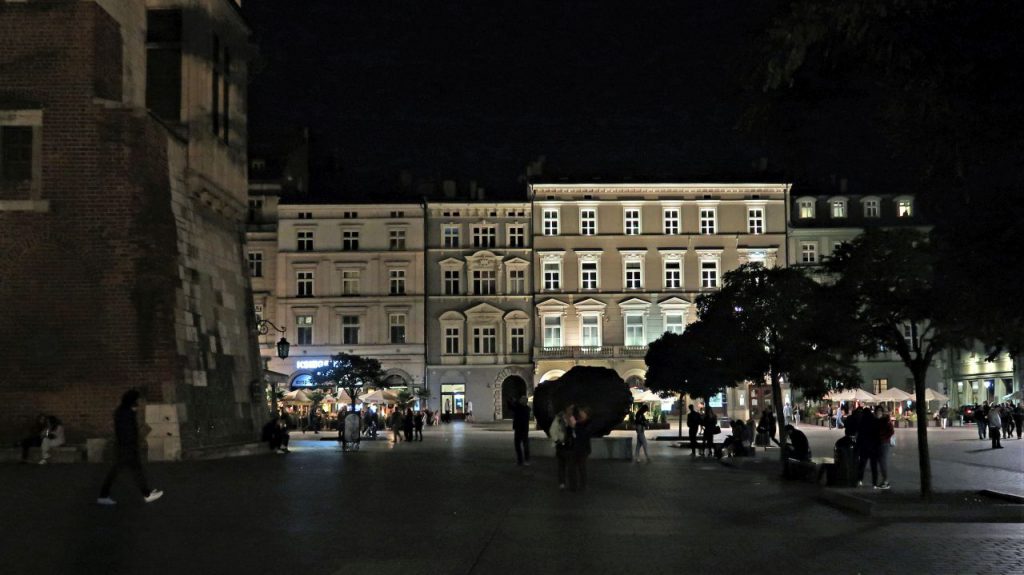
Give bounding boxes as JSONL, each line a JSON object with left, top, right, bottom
{"left": 770, "top": 370, "right": 788, "bottom": 465}
{"left": 678, "top": 397, "right": 685, "bottom": 438}
{"left": 911, "top": 364, "right": 933, "bottom": 498}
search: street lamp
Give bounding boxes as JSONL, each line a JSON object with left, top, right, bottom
{"left": 257, "top": 319, "right": 290, "bottom": 359}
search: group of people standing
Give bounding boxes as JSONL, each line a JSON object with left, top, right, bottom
{"left": 389, "top": 407, "right": 428, "bottom": 443}
{"left": 549, "top": 404, "right": 593, "bottom": 491}
{"left": 972, "top": 401, "right": 1023, "bottom": 449}
{"left": 845, "top": 405, "right": 896, "bottom": 490}
{"left": 19, "top": 414, "right": 65, "bottom": 464}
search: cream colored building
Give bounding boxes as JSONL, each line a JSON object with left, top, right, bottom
{"left": 530, "top": 183, "right": 789, "bottom": 420}
{"left": 251, "top": 202, "right": 427, "bottom": 393}
{"left": 424, "top": 202, "right": 534, "bottom": 420}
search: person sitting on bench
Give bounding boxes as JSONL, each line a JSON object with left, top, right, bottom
{"left": 722, "top": 419, "right": 753, "bottom": 457}
{"left": 783, "top": 424, "right": 810, "bottom": 462}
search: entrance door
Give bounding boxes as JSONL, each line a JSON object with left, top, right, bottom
{"left": 501, "top": 376, "right": 528, "bottom": 419}
{"left": 441, "top": 383, "right": 466, "bottom": 417}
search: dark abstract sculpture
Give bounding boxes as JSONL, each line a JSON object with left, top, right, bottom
{"left": 534, "top": 366, "right": 632, "bottom": 438}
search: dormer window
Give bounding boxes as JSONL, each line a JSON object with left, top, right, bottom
{"left": 830, "top": 197, "right": 847, "bottom": 219}
{"left": 895, "top": 196, "right": 914, "bottom": 218}
{"left": 797, "top": 198, "right": 815, "bottom": 219}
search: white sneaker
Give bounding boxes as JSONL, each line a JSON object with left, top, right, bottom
{"left": 143, "top": 490, "right": 164, "bottom": 503}
{"left": 38, "top": 458, "right": 48, "bottom": 465}
{"left": 96, "top": 497, "right": 117, "bottom": 506}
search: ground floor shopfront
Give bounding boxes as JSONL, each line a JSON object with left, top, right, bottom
{"left": 424, "top": 364, "right": 533, "bottom": 421}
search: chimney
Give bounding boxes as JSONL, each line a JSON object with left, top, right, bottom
{"left": 469, "top": 180, "right": 478, "bottom": 200}
{"left": 477, "top": 187, "right": 485, "bottom": 200}
{"left": 443, "top": 180, "right": 457, "bottom": 198}
{"left": 839, "top": 178, "right": 848, "bottom": 193}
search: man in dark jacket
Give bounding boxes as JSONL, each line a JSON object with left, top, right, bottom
{"left": 97, "top": 389, "right": 163, "bottom": 505}
{"left": 686, "top": 404, "right": 702, "bottom": 456}
{"left": 511, "top": 395, "right": 532, "bottom": 466}
{"left": 855, "top": 407, "right": 883, "bottom": 488}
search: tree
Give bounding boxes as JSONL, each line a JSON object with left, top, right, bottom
{"left": 645, "top": 321, "right": 743, "bottom": 438}
{"left": 697, "top": 264, "right": 862, "bottom": 462}
{"left": 414, "top": 386, "right": 432, "bottom": 410}
{"left": 825, "top": 228, "right": 965, "bottom": 497}
{"left": 395, "top": 390, "right": 415, "bottom": 410}
{"left": 310, "top": 353, "right": 387, "bottom": 412}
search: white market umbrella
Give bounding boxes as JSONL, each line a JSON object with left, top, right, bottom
{"left": 631, "top": 388, "right": 662, "bottom": 403}
{"left": 875, "top": 388, "right": 914, "bottom": 402}
{"left": 923, "top": 389, "right": 949, "bottom": 402}
{"left": 1001, "top": 390, "right": 1023, "bottom": 402}
{"left": 360, "top": 389, "right": 398, "bottom": 404}
{"left": 825, "top": 388, "right": 879, "bottom": 403}
{"left": 281, "top": 389, "right": 313, "bottom": 404}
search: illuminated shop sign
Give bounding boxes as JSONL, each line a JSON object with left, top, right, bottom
{"left": 295, "top": 359, "right": 329, "bottom": 369}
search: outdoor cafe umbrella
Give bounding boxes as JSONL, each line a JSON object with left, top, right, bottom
{"left": 825, "top": 388, "right": 879, "bottom": 403}
{"left": 281, "top": 389, "right": 313, "bottom": 404}
{"left": 923, "top": 389, "right": 949, "bottom": 403}
{"left": 360, "top": 389, "right": 398, "bottom": 404}
{"left": 1002, "top": 389, "right": 1023, "bottom": 402}
{"left": 875, "top": 388, "right": 914, "bottom": 402}
{"left": 630, "top": 388, "right": 662, "bottom": 403}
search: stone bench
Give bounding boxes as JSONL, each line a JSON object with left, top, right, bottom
{"left": 528, "top": 436, "right": 633, "bottom": 460}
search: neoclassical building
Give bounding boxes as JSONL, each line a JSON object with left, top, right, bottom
{"left": 423, "top": 201, "right": 534, "bottom": 420}
{"left": 530, "top": 183, "right": 789, "bottom": 420}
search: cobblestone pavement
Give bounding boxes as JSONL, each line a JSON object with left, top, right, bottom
{"left": 1, "top": 423, "right": 1021, "bottom": 575}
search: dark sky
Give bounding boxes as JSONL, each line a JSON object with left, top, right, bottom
{"left": 243, "top": 1, "right": 819, "bottom": 199}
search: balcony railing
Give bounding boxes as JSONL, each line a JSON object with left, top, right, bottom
{"left": 535, "top": 345, "right": 648, "bottom": 360}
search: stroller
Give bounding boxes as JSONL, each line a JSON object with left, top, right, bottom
{"left": 340, "top": 411, "right": 361, "bottom": 451}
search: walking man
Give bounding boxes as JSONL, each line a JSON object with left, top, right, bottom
{"left": 686, "top": 404, "right": 701, "bottom": 456}
{"left": 97, "top": 390, "right": 163, "bottom": 505}
{"left": 511, "top": 395, "right": 531, "bottom": 466}
{"left": 988, "top": 405, "right": 1003, "bottom": 449}
{"left": 939, "top": 404, "right": 949, "bottom": 430}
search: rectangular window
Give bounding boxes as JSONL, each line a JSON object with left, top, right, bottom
{"left": 145, "top": 10, "right": 182, "bottom": 123}
{"left": 444, "top": 327, "right": 461, "bottom": 354}
{"left": 864, "top": 200, "right": 880, "bottom": 218}
{"left": 296, "top": 315, "right": 313, "bottom": 346}
{"left": 342, "top": 230, "right": 360, "bottom": 251}
{"left": 443, "top": 225, "right": 460, "bottom": 248}
{"left": 898, "top": 200, "right": 913, "bottom": 217}
{"left": 342, "top": 211, "right": 359, "bottom": 219}
{"left": 472, "top": 225, "right": 496, "bottom": 248}
{"left": 473, "top": 327, "right": 497, "bottom": 354}
{"left": 342, "top": 316, "right": 360, "bottom": 345}
{"left": 625, "top": 261, "right": 643, "bottom": 290}
{"left": 508, "top": 225, "right": 525, "bottom": 247}
{"left": 625, "top": 314, "right": 645, "bottom": 346}
{"left": 508, "top": 269, "right": 525, "bottom": 294}
{"left": 297, "top": 212, "right": 313, "bottom": 220}
{"left": 903, "top": 322, "right": 918, "bottom": 348}
{"left": 701, "top": 260, "right": 718, "bottom": 288}
{"left": 247, "top": 251, "right": 263, "bottom": 277}
{"left": 473, "top": 270, "right": 496, "bottom": 295}
{"left": 389, "top": 314, "right": 406, "bottom": 344}
{"left": 254, "top": 304, "right": 264, "bottom": 323}
{"left": 390, "top": 210, "right": 404, "bottom": 218}
{"left": 580, "top": 209, "right": 597, "bottom": 235}
{"left": 297, "top": 230, "right": 313, "bottom": 252}
{"left": 581, "top": 261, "right": 599, "bottom": 290}
{"left": 747, "top": 208, "right": 764, "bottom": 235}
{"left": 800, "top": 242, "right": 818, "bottom": 264}
{"left": 798, "top": 200, "right": 815, "bottom": 219}
{"left": 1, "top": 126, "right": 33, "bottom": 181}
{"left": 341, "top": 270, "right": 360, "bottom": 295}
{"left": 389, "top": 230, "right": 406, "bottom": 250}
{"left": 872, "top": 378, "right": 889, "bottom": 394}
{"left": 624, "top": 208, "right": 641, "bottom": 235}
{"left": 543, "top": 261, "right": 561, "bottom": 290}
{"left": 543, "top": 208, "right": 560, "bottom": 236}
{"left": 831, "top": 201, "right": 846, "bottom": 218}
{"left": 699, "top": 208, "right": 716, "bottom": 235}
{"left": 663, "top": 209, "right": 680, "bottom": 235}
{"left": 581, "top": 316, "right": 601, "bottom": 347}
{"left": 510, "top": 327, "right": 526, "bottom": 354}
{"left": 665, "top": 314, "right": 685, "bottom": 335}
{"left": 664, "top": 260, "right": 682, "bottom": 289}
{"left": 543, "top": 316, "right": 562, "bottom": 348}
{"left": 297, "top": 271, "right": 314, "bottom": 297}
{"left": 444, "top": 270, "right": 460, "bottom": 295}
{"left": 389, "top": 270, "right": 406, "bottom": 295}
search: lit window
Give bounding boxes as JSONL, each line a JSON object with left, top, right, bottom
{"left": 296, "top": 315, "right": 313, "bottom": 345}
{"left": 341, "top": 270, "right": 360, "bottom": 295}
{"left": 473, "top": 327, "right": 497, "bottom": 354}
{"left": 747, "top": 208, "right": 764, "bottom": 234}
{"left": 664, "top": 260, "right": 682, "bottom": 289}
{"left": 444, "top": 270, "right": 460, "bottom": 295}
{"left": 699, "top": 208, "right": 716, "bottom": 234}
{"left": 663, "top": 209, "right": 680, "bottom": 235}
{"left": 543, "top": 316, "right": 562, "bottom": 348}
{"left": 444, "top": 327, "right": 460, "bottom": 354}
{"left": 342, "top": 316, "right": 360, "bottom": 344}
{"left": 297, "top": 230, "right": 313, "bottom": 251}
{"left": 247, "top": 251, "right": 263, "bottom": 277}
{"left": 472, "top": 270, "right": 496, "bottom": 295}
{"left": 342, "top": 230, "right": 359, "bottom": 251}
{"left": 443, "top": 225, "right": 460, "bottom": 248}
{"left": 800, "top": 242, "right": 818, "bottom": 264}
{"left": 543, "top": 261, "right": 560, "bottom": 290}
{"left": 543, "top": 208, "right": 560, "bottom": 236}
{"left": 389, "top": 269, "right": 406, "bottom": 295}
{"left": 625, "top": 261, "right": 643, "bottom": 290}
{"left": 581, "top": 315, "right": 601, "bottom": 347}
{"left": 581, "top": 261, "right": 599, "bottom": 290}
{"left": 798, "top": 200, "right": 815, "bottom": 219}
{"left": 625, "top": 314, "right": 645, "bottom": 346}
{"left": 831, "top": 199, "right": 847, "bottom": 218}
{"left": 898, "top": 199, "right": 913, "bottom": 217}
{"left": 624, "top": 208, "right": 641, "bottom": 235}
{"left": 296, "top": 271, "right": 314, "bottom": 297}
{"left": 665, "top": 313, "right": 685, "bottom": 335}
{"left": 700, "top": 260, "right": 718, "bottom": 288}
{"left": 389, "top": 314, "right": 406, "bottom": 344}
{"left": 580, "top": 209, "right": 597, "bottom": 235}
{"left": 389, "top": 230, "right": 406, "bottom": 250}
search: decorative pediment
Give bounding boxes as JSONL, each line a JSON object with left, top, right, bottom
{"left": 658, "top": 297, "right": 691, "bottom": 308}
{"left": 536, "top": 298, "right": 570, "bottom": 315}
{"left": 439, "top": 310, "right": 466, "bottom": 322}
{"left": 657, "top": 248, "right": 686, "bottom": 260}
{"left": 503, "top": 310, "right": 530, "bottom": 325}
{"left": 537, "top": 250, "right": 565, "bottom": 262}
{"left": 574, "top": 298, "right": 607, "bottom": 312}
{"left": 618, "top": 297, "right": 652, "bottom": 310}
{"left": 465, "top": 302, "right": 504, "bottom": 317}
{"left": 575, "top": 250, "right": 603, "bottom": 263}
{"left": 438, "top": 257, "right": 464, "bottom": 268}
{"left": 504, "top": 257, "right": 530, "bottom": 267}
{"left": 618, "top": 249, "right": 647, "bottom": 262}
{"left": 466, "top": 251, "right": 501, "bottom": 270}
{"left": 695, "top": 249, "right": 723, "bottom": 261}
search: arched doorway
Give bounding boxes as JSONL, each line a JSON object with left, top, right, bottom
{"left": 500, "top": 376, "right": 528, "bottom": 419}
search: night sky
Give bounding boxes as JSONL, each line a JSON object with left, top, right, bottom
{"left": 243, "top": 1, "right": 862, "bottom": 199}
